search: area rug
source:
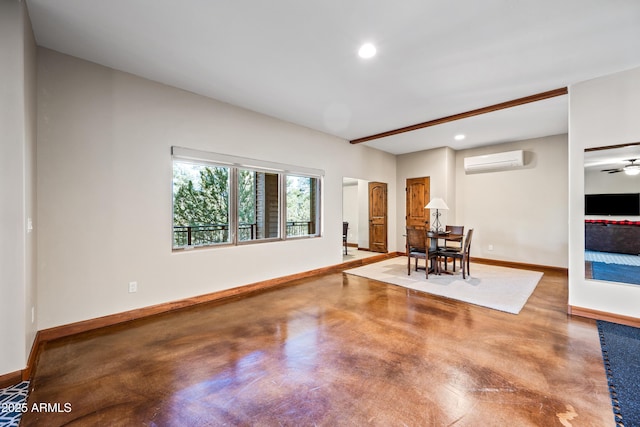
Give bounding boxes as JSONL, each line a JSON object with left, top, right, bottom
{"left": 598, "top": 320, "right": 640, "bottom": 426}
{"left": 344, "top": 257, "right": 543, "bottom": 314}
{"left": 0, "top": 381, "right": 30, "bottom": 427}
{"left": 592, "top": 262, "right": 640, "bottom": 285}
{"left": 585, "top": 250, "right": 640, "bottom": 266}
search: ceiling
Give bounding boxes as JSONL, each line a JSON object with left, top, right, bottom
{"left": 25, "top": 0, "right": 640, "bottom": 155}
{"left": 585, "top": 144, "right": 640, "bottom": 172}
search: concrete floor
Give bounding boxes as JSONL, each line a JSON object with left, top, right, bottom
{"left": 23, "top": 267, "right": 613, "bottom": 426}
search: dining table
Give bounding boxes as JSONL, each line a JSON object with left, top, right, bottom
{"left": 426, "top": 230, "right": 463, "bottom": 274}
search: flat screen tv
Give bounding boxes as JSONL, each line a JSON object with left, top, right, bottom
{"left": 585, "top": 193, "right": 640, "bottom": 216}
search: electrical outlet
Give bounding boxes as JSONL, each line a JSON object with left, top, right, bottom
{"left": 128, "top": 281, "right": 138, "bottom": 293}
{"left": 31, "top": 306, "right": 35, "bottom": 323}
{"left": 488, "top": 244, "right": 494, "bottom": 251}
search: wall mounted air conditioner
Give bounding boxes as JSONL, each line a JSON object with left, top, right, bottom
{"left": 463, "top": 150, "right": 524, "bottom": 173}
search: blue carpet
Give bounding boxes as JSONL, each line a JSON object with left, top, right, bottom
{"left": 598, "top": 321, "right": 640, "bottom": 426}
{"left": 0, "top": 381, "right": 29, "bottom": 427}
{"left": 592, "top": 262, "right": 640, "bottom": 285}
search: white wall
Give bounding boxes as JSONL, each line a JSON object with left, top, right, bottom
{"left": 396, "top": 137, "right": 568, "bottom": 267}
{"left": 357, "top": 180, "right": 370, "bottom": 249}
{"left": 36, "top": 49, "right": 397, "bottom": 329}
{"left": 568, "top": 66, "right": 640, "bottom": 317}
{"left": 23, "top": 0, "right": 38, "bottom": 369}
{"left": 585, "top": 168, "right": 640, "bottom": 195}
{"left": 0, "top": 0, "right": 37, "bottom": 376}
{"left": 342, "top": 181, "right": 358, "bottom": 245}
{"left": 455, "top": 135, "right": 569, "bottom": 267}
{"left": 341, "top": 178, "right": 373, "bottom": 248}
{"left": 396, "top": 147, "right": 456, "bottom": 250}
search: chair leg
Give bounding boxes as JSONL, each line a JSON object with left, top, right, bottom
{"left": 407, "top": 256, "right": 410, "bottom": 275}
{"left": 462, "top": 256, "right": 469, "bottom": 279}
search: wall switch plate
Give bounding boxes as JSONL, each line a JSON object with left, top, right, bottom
{"left": 128, "top": 281, "right": 138, "bottom": 293}
{"left": 488, "top": 244, "right": 494, "bottom": 251}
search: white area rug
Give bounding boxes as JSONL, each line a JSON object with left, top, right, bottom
{"left": 344, "top": 257, "right": 543, "bottom": 314}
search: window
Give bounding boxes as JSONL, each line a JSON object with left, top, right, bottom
{"left": 286, "top": 175, "right": 319, "bottom": 237}
{"left": 238, "top": 169, "right": 280, "bottom": 242}
{"left": 172, "top": 147, "right": 322, "bottom": 249}
{"left": 173, "top": 161, "right": 231, "bottom": 246}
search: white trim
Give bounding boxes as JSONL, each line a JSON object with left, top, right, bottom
{"left": 171, "top": 146, "right": 325, "bottom": 177}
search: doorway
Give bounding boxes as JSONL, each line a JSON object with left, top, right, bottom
{"left": 368, "top": 181, "right": 388, "bottom": 253}
{"left": 406, "top": 177, "right": 430, "bottom": 229}
{"left": 342, "top": 178, "right": 388, "bottom": 258}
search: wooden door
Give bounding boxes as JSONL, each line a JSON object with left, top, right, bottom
{"left": 406, "top": 177, "right": 430, "bottom": 229}
{"left": 368, "top": 182, "right": 387, "bottom": 253}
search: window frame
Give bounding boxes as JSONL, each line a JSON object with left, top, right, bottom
{"left": 284, "top": 173, "right": 321, "bottom": 239}
{"left": 235, "top": 166, "right": 282, "bottom": 244}
{"left": 172, "top": 158, "right": 232, "bottom": 247}
{"left": 171, "top": 147, "right": 323, "bottom": 251}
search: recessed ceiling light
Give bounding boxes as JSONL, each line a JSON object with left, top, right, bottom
{"left": 454, "top": 134, "right": 466, "bottom": 141}
{"left": 358, "top": 43, "right": 377, "bottom": 59}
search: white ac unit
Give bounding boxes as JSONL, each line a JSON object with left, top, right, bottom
{"left": 463, "top": 150, "right": 524, "bottom": 172}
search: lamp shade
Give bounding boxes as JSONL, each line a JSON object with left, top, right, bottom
{"left": 425, "top": 198, "right": 449, "bottom": 210}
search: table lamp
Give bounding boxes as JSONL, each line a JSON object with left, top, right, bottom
{"left": 425, "top": 198, "right": 449, "bottom": 233}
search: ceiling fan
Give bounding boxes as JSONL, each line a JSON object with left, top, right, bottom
{"left": 601, "top": 159, "right": 640, "bottom": 176}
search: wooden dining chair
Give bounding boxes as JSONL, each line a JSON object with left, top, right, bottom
{"left": 342, "top": 221, "right": 349, "bottom": 255}
{"left": 406, "top": 227, "right": 438, "bottom": 277}
{"left": 440, "top": 225, "right": 464, "bottom": 271}
{"left": 439, "top": 228, "right": 473, "bottom": 279}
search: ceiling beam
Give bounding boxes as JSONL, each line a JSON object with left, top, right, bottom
{"left": 349, "top": 87, "right": 568, "bottom": 145}
{"left": 585, "top": 142, "right": 640, "bottom": 152}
